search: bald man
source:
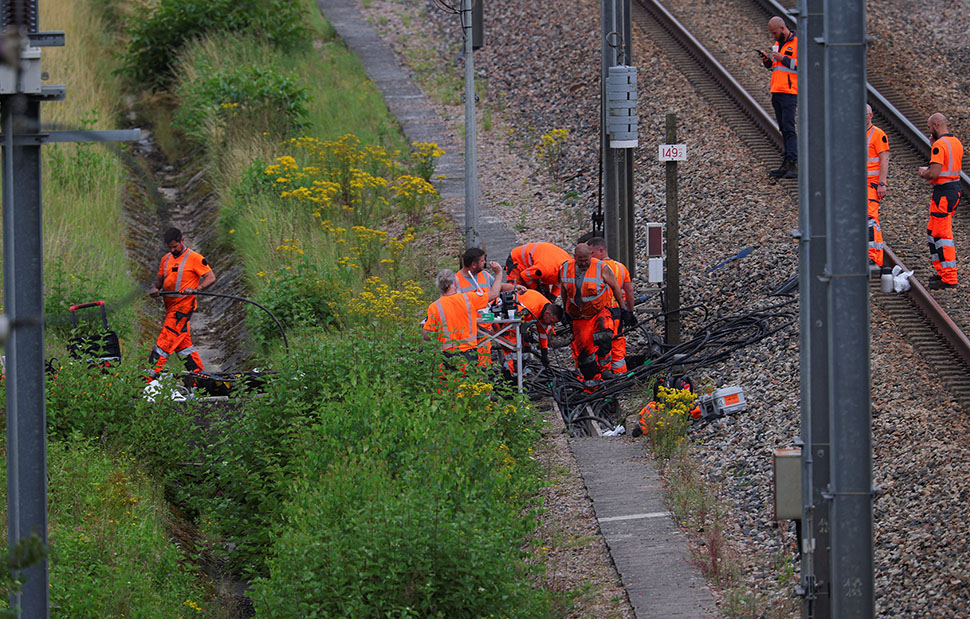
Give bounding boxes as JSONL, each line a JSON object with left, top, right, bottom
{"left": 866, "top": 104, "right": 889, "bottom": 267}
{"left": 759, "top": 16, "right": 798, "bottom": 179}
{"left": 559, "top": 243, "right": 624, "bottom": 390}
{"left": 919, "top": 113, "right": 964, "bottom": 289}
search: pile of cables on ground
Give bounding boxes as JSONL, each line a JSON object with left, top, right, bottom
{"left": 521, "top": 297, "right": 797, "bottom": 437}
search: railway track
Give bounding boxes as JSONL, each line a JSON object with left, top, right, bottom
{"left": 632, "top": 0, "right": 970, "bottom": 409}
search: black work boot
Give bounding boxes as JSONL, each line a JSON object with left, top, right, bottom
{"left": 784, "top": 161, "right": 798, "bottom": 178}
{"left": 769, "top": 158, "right": 790, "bottom": 178}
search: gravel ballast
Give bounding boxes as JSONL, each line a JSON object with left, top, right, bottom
{"left": 358, "top": 0, "right": 970, "bottom": 615}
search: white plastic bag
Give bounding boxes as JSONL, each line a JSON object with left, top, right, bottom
{"left": 602, "top": 424, "right": 626, "bottom": 437}
{"left": 892, "top": 265, "right": 914, "bottom": 293}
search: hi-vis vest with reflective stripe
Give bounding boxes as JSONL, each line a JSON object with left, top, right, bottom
{"left": 428, "top": 292, "right": 481, "bottom": 352}
{"left": 602, "top": 259, "right": 630, "bottom": 308}
{"left": 161, "top": 249, "right": 201, "bottom": 311}
{"left": 769, "top": 33, "right": 797, "bottom": 95}
{"left": 930, "top": 134, "right": 964, "bottom": 185}
{"left": 867, "top": 125, "right": 889, "bottom": 178}
{"left": 560, "top": 258, "right": 612, "bottom": 319}
{"left": 515, "top": 289, "right": 552, "bottom": 349}
{"left": 456, "top": 269, "right": 494, "bottom": 293}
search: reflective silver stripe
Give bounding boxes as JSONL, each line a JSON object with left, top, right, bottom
{"left": 937, "top": 137, "right": 962, "bottom": 179}
{"left": 937, "top": 239, "right": 955, "bottom": 248}
{"left": 178, "top": 346, "right": 197, "bottom": 357}
{"left": 515, "top": 243, "right": 538, "bottom": 268}
{"left": 772, "top": 66, "right": 797, "bottom": 75}
{"left": 153, "top": 345, "right": 169, "bottom": 359}
{"left": 580, "top": 261, "right": 608, "bottom": 303}
{"left": 868, "top": 241, "right": 885, "bottom": 250}
{"left": 612, "top": 359, "right": 626, "bottom": 370}
{"left": 867, "top": 170, "right": 881, "bottom": 176}
{"left": 434, "top": 295, "right": 477, "bottom": 350}
{"left": 163, "top": 249, "right": 196, "bottom": 300}
{"left": 941, "top": 260, "right": 957, "bottom": 268}
{"left": 456, "top": 270, "right": 493, "bottom": 293}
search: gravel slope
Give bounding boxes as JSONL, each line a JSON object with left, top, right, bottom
{"left": 361, "top": 0, "right": 970, "bottom": 615}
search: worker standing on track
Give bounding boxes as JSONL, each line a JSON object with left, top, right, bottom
{"left": 497, "top": 288, "right": 563, "bottom": 376}
{"left": 424, "top": 262, "right": 504, "bottom": 366}
{"left": 559, "top": 243, "right": 624, "bottom": 390}
{"left": 147, "top": 228, "right": 216, "bottom": 380}
{"left": 506, "top": 241, "right": 571, "bottom": 300}
{"left": 919, "top": 113, "right": 963, "bottom": 290}
{"left": 759, "top": 16, "right": 798, "bottom": 179}
{"left": 866, "top": 104, "right": 890, "bottom": 267}
{"left": 588, "top": 236, "right": 637, "bottom": 376}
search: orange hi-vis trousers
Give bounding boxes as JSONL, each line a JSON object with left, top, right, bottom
{"left": 928, "top": 181, "right": 961, "bottom": 285}
{"left": 609, "top": 308, "right": 628, "bottom": 374}
{"left": 148, "top": 309, "right": 204, "bottom": 378}
{"left": 867, "top": 182, "right": 885, "bottom": 267}
{"left": 571, "top": 307, "right": 614, "bottom": 387}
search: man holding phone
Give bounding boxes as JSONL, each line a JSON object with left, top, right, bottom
{"left": 759, "top": 16, "right": 798, "bottom": 179}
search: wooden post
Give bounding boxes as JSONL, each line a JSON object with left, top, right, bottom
{"left": 664, "top": 112, "right": 680, "bottom": 345}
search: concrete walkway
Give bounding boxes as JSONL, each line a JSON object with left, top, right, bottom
{"left": 315, "top": 2, "right": 717, "bottom": 616}
{"left": 572, "top": 437, "right": 718, "bottom": 617}
{"left": 316, "top": 0, "right": 517, "bottom": 260}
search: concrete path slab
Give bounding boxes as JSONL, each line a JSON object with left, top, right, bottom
{"left": 571, "top": 437, "right": 718, "bottom": 618}
{"left": 316, "top": 0, "right": 517, "bottom": 259}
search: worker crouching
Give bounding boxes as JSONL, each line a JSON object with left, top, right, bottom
{"left": 497, "top": 288, "right": 564, "bottom": 376}
{"left": 559, "top": 243, "right": 624, "bottom": 390}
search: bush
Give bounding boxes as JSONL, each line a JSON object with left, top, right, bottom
{"left": 174, "top": 62, "right": 309, "bottom": 148}
{"left": 249, "top": 261, "right": 349, "bottom": 348}
{"left": 121, "top": 0, "right": 308, "bottom": 87}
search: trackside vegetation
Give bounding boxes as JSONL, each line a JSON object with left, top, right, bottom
{"left": 0, "top": 0, "right": 562, "bottom": 614}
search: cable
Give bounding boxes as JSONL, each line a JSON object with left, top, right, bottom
{"left": 159, "top": 290, "right": 288, "bottom": 354}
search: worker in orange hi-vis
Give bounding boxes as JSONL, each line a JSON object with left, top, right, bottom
{"left": 919, "top": 112, "right": 964, "bottom": 290}
{"left": 496, "top": 288, "right": 563, "bottom": 375}
{"left": 147, "top": 227, "right": 216, "bottom": 380}
{"left": 587, "top": 236, "right": 637, "bottom": 376}
{"left": 866, "top": 104, "right": 889, "bottom": 267}
{"left": 759, "top": 15, "right": 798, "bottom": 179}
{"left": 559, "top": 243, "right": 624, "bottom": 391}
{"left": 505, "top": 241, "right": 571, "bottom": 300}
{"left": 424, "top": 262, "right": 504, "bottom": 367}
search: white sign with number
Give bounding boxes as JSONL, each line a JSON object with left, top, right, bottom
{"left": 658, "top": 143, "right": 687, "bottom": 161}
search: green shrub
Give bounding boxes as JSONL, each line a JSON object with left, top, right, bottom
{"left": 174, "top": 62, "right": 309, "bottom": 147}
{"left": 120, "top": 0, "right": 308, "bottom": 87}
{"left": 249, "top": 261, "right": 348, "bottom": 348}
{"left": 43, "top": 258, "right": 115, "bottom": 339}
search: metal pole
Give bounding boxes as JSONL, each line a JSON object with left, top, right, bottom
{"left": 2, "top": 92, "right": 49, "bottom": 617}
{"left": 822, "top": 0, "right": 872, "bottom": 615}
{"left": 664, "top": 113, "right": 680, "bottom": 346}
{"left": 602, "top": 0, "right": 636, "bottom": 275}
{"left": 797, "top": 0, "right": 832, "bottom": 615}
{"left": 462, "top": 0, "right": 479, "bottom": 249}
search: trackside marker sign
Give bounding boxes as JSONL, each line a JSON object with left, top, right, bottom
{"left": 658, "top": 144, "right": 687, "bottom": 161}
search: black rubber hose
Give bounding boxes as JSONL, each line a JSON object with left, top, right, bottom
{"left": 160, "top": 290, "right": 289, "bottom": 354}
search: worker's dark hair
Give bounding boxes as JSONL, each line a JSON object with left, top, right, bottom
{"left": 462, "top": 247, "right": 486, "bottom": 268}
{"left": 543, "top": 303, "right": 564, "bottom": 321}
{"left": 587, "top": 236, "right": 608, "bottom": 250}
{"left": 163, "top": 228, "right": 183, "bottom": 244}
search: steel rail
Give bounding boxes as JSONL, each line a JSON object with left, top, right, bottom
{"left": 634, "top": 0, "right": 970, "bottom": 403}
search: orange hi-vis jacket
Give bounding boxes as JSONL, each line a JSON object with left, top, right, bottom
{"left": 516, "top": 288, "right": 553, "bottom": 350}
{"left": 455, "top": 268, "right": 495, "bottom": 294}
{"left": 560, "top": 258, "right": 614, "bottom": 320}
{"left": 930, "top": 135, "right": 964, "bottom": 185}
{"left": 158, "top": 249, "right": 211, "bottom": 314}
{"left": 509, "top": 242, "right": 570, "bottom": 289}
{"left": 769, "top": 32, "right": 797, "bottom": 95}
{"left": 602, "top": 259, "right": 631, "bottom": 309}
{"left": 423, "top": 290, "right": 489, "bottom": 352}
{"left": 867, "top": 125, "right": 889, "bottom": 182}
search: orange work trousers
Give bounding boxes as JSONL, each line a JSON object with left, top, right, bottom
{"left": 148, "top": 309, "right": 204, "bottom": 378}
{"left": 867, "top": 182, "right": 885, "bottom": 267}
{"left": 609, "top": 308, "right": 628, "bottom": 374}
{"left": 928, "top": 182, "right": 961, "bottom": 285}
{"left": 570, "top": 307, "right": 614, "bottom": 386}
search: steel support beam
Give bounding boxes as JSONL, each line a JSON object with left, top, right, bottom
{"left": 601, "top": 0, "right": 635, "bottom": 276}
{"left": 822, "top": 0, "right": 872, "bottom": 615}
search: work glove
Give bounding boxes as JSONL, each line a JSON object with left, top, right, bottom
{"left": 540, "top": 348, "right": 549, "bottom": 368}
{"left": 621, "top": 309, "right": 637, "bottom": 328}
